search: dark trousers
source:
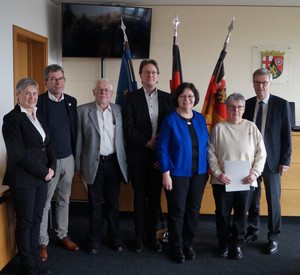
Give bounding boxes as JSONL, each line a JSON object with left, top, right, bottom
{"left": 87, "top": 154, "right": 122, "bottom": 245}
{"left": 130, "top": 150, "right": 162, "bottom": 241}
{"left": 165, "top": 173, "right": 207, "bottom": 250}
{"left": 247, "top": 163, "right": 282, "bottom": 241}
{"left": 11, "top": 183, "right": 47, "bottom": 274}
{"left": 247, "top": 178, "right": 261, "bottom": 233}
{"left": 212, "top": 184, "right": 252, "bottom": 247}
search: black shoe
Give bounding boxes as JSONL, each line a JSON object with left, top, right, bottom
{"left": 37, "top": 265, "right": 51, "bottom": 274}
{"left": 134, "top": 238, "right": 144, "bottom": 253}
{"left": 173, "top": 249, "right": 185, "bottom": 264}
{"left": 148, "top": 239, "right": 162, "bottom": 253}
{"left": 37, "top": 267, "right": 51, "bottom": 275}
{"left": 266, "top": 241, "right": 278, "bottom": 255}
{"left": 183, "top": 246, "right": 196, "bottom": 260}
{"left": 87, "top": 242, "right": 100, "bottom": 254}
{"left": 244, "top": 230, "right": 259, "bottom": 244}
{"left": 113, "top": 244, "right": 124, "bottom": 252}
{"left": 230, "top": 245, "right": 243, "bottom": 259}
{"left": 218, "top": 246, "right": 229, "bottom": 258}
{"left": 36, "top": 260, "right": 51, "bottom": 275}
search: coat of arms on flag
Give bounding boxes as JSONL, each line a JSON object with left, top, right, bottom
{"left": 261, "top": 50, "right": 285, "bottom": 79}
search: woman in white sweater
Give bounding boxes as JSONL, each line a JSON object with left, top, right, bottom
{"left": 208, "top": 93, "right": 266, "bottom": 260}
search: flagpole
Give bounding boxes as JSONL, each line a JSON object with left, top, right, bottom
{"left": 173, "top": 12, "right": 180, "bottom": 45}
{"left": 121, "top": 17, "right": 136, "bottom": 82}
{"left": 215, "top": 17, "right": 235, "bottom": 81}
{"left": 205, "top": 17, "right": 235, "bottom": 115}
{"left": 170, "top": 12, "right": 183, "bottom": 93}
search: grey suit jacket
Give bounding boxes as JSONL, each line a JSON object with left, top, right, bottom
{"left": 75, "top": 102, "right": 128, "bottom": 184}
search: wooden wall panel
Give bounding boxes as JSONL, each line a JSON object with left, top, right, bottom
{"left": 0, "top": 189, "right": 17, "bottom": 271}
{"left": 70, "top": 132, "right": 300, "bottom": 216}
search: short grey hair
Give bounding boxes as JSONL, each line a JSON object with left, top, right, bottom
{"left": 253, "top": 68, "right": 273, "bottom": 82}
{"left": 94, "top": 78, "right": 113, "bottom": 91}
{"left": 44, "top": 64, "right": 64, "bottom": 81}
{"left": 225, "top": 93, "right": 245, "bottom": 107}
{"left": 16, "top": 78, "right": 39, "bottom": 93}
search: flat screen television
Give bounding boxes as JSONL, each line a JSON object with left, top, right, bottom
{"left": 62, "top": 3, "right": 152, "bottom": 59}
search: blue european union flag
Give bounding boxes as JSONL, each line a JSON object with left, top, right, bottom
{"left": 115, "top": 50, "right": 138, "bottom": 106}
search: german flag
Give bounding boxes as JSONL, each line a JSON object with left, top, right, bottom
{"left": 170, "top": 43, "right": 183, "bottom": 94}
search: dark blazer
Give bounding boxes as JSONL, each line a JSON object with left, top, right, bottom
{"left": 37, "top": 91, "right": 77, "bottom": 156}
{"left": 122, "top": 88, "right": 173, "bottom": 164}
{"left": 2, "top": 104, "right": 56, "bottom": 188}
{"left": 243, "top": 94, "right": 292, "bottom": 173}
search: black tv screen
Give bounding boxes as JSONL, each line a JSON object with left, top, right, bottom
{"left": 62, "top": 3, "right": 152, "bottom": 59}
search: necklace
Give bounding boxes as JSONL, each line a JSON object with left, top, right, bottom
{"left": 177, "top": 111, "right": 194, "bottom": 125}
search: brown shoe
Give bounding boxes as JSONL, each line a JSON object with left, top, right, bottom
{"left": 40, "top": 245, "right": 47, "bottom": 261}
{"left": 61, "top": 236, "right": 79, "bottom": 251}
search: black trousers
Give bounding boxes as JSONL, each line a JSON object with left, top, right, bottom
{"left": 246, "top": 178, "right": 261, "bottom": 234}
{"left": 12, "top": 183, "right": 47, "bottom": 274}
{"left": 130, "top": 150, "right": 162, "bottom": 241}
{"left": 87, "top": 154, "right": 122, "bottom": 245}
{"left": 247, "top": 163, "right": 282, "bottom": 241}
{"left": 165, "top": 173, "right": 207, "bottom": 250}
{"left": 212, "top": 184, "right": 252, "bottom": 247}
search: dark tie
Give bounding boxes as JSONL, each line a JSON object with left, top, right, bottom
{"left": 256, "top": 101, "right": 264, "bottom": 131}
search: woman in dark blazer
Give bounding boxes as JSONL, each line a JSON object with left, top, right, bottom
{"left": 2, "top": 78, "right": 56, "bottom": 275}
{"left": 157, "top": 82, "right": 208, "bottom": 264}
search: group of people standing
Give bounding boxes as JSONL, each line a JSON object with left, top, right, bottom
{"left": 2, "top": 60, "right": 291, "bottom": 274}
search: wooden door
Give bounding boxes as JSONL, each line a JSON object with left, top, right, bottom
{"left": 13, "top": 25, "right": 48, "bottom": 103}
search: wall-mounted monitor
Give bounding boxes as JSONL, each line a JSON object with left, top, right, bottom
{"left": 62, "top": 3, "right": 152, "bottom": 59}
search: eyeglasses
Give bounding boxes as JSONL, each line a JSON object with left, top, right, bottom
{"left": 253, "top": 81, "right": 269, "bottom": 86}
{"left": 179, "top": 95, "right": 195, "bottom": 100}
{"left": 227, "top": 105, "right": 244, "bottom": 110}
{"left": 48, "top": 77, "right": 65, "bottom": 82}
{"left": 142, "top": 70, "right": 158, "bottom": 75}
{"left": 95, "top": 88, "right": 111, "bottom": 93}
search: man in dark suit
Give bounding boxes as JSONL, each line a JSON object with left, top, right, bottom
{"left": 38, "top": 64, "right": 79, "bottom": 261}
{"left": 75, "top": 78, "right": 128, "bottom": 254}
{"left": 122, "top": 59, "right": 173, "bottom": 253}
{"left": 243, "top": 68, "right": 292, "bottom": 254}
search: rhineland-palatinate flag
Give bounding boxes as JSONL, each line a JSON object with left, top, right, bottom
{"left": 201, "top": 49, "right": 228, "bottom": 132}
{"left": 170, "top": 44, "right": 183, "bottom": 93}
{"left": 115, "top": 49, "right": 138, "bottom": 106}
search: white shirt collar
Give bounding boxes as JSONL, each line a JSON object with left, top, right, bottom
{"left": 256, "top": 93, "right": 270, "bottom": 105}
{"left": 95, "top": 102, "right": 112, "bottom": 112}
{"left": 143, "top": 87, "right": 157, "bottom": 96}
{"left": 48, "top": 91, "right": 65, "bottom": 102}
{"left": 19, "top": 103, "right": 38, "bottom": 117}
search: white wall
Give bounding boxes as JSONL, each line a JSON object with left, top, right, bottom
{"left": 0, "top": 0, "right": 60, "bottom": 183}
{"left": 63, "top": 5, "right": 300, "bottom": 124}
{"left": 1, "top": 3, "right": 300, "bottom": 183}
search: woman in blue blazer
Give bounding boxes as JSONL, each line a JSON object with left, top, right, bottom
{"left": 2, "top": 78, "right": 56, "bottom": 275}
{"left": 157, "top": 82, "right": 208, "bottom": 263}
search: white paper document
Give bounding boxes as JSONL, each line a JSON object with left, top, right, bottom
{"left": 224, "top": 160, "right": 250, "bottom": 192}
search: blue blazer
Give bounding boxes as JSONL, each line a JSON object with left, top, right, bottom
{"left": 157, "top": 110, "right": 208, "bottom": 177}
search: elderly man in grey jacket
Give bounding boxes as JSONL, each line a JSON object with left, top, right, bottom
{"left": 76, "top": 78, "right": 127, "bottom": 254}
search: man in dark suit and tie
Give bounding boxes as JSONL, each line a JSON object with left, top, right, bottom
{"left": 122, "top": 59, "right": 173, "bottom": 253}
{"left": 243, "top": 68, "right": 292, "bottom": 254}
